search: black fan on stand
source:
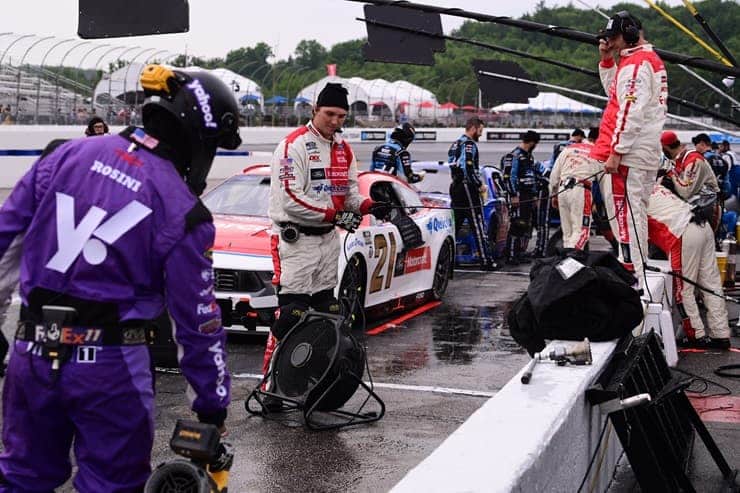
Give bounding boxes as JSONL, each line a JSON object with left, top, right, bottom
{"left": 245, "top": 311, "right": 385, "bottom": 431}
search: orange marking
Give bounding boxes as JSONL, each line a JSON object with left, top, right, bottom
{"left": 365, "top": 301, "right": 442, "bottom": 336}
{"left": 688, "top": 396, "right": 740, "bottom": 424}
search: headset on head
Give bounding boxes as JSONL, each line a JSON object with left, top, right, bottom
{"left": 612, "top": 11, "right": 641, "bottom": 46}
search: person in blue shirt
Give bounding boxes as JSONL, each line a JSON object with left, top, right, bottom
{"left": 502, "top": 130, "right": 540, "bottom": 264}
{"left": 370, "top": 123, "right": 421, "bottom": 183}
{"left": 550, "top": 128, "right": 585, "bottom": 165}
{"left": 448, "top": 117, "right": 495, "bottom": 269}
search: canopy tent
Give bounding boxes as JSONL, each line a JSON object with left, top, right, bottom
{"left": 294, "top": 76, "right": 447, "bottom": 120}
{"left": 93, "top": 63, "right": 264, "bottom": 112}
{"left": 264, "top": 95, "right": 288, "bottom": 104}
{"left": 492, "top": 92, "right": 602, "bottom": 114}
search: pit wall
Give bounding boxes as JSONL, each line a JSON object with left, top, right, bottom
{"left": 0, "top": 126, "right": 715, "bottom": 189}
{"left": 392, "top": 266, "right": 674, "bottom": 493}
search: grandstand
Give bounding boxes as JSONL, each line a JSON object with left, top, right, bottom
{"left": 0, "top": 65, "right": 93, "bottom": 124}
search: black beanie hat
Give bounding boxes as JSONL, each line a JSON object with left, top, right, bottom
{"left": 316, "top": 83, "right": 349, "bottom": 110}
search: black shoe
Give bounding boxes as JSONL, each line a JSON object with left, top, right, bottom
{"left": 677, "top": 336, "right": 730, "bottom": 350}
{"left": 506, "top": 257, "right": 520, "bottom": 266}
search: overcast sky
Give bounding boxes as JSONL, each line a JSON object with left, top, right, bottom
{"left": 4, "top": 0, "right": 684, "bottom": 67}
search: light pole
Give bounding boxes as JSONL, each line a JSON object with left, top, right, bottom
{"left": 14, "top": 35, "right": 55, "bottom": 122}
{"left": 108, "top": 46, "right": 141, "bottom": 122}
{"left": 91, "top": 45, "right": 127, "bottom": 115}
{"left": 122, "top": 47, "right": 156, "bottom": 118}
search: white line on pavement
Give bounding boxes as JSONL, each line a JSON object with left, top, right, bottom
{"left": 156, "top": 368, "right": 494, "bottom": 398}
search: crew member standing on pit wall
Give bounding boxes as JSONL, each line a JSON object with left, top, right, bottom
{"left": 502, "top": 130, "right": 540, "bottom": 265}
{"left": 448, "top": 117, "right": 495, "bottom": 269}
{"left": 590, "top": 10, "right": 668, "bottom": 290}
{"left": 0, "top": 64, "right": 238, "bottom": 492}
{"left": 262, "top": 83, "right": 392, "bottom": 403}
{"left": 370, "top": 122, "right": 422, "bottom": 184}
{"left": 648, "top": 179, "right": 731, "bottom": 350}
{"left": 549, "top": 127, "right": 601, "bottom": 250}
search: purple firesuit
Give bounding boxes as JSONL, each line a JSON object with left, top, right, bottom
{"left": 0, "top": 129, "right": 230, "bottom": 493}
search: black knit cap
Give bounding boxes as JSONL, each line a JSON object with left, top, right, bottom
{"left": 316, "top": 82, "right": 349, "bottom": 110}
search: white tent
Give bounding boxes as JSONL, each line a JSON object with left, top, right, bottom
{"left": 492, "top": 92, "right": 602, "bottom": 114}
{"left": 294, "top": 76, "right": 447, "bottom": 120}
{"left": 93, "top": 63, "right": 263, "bottom": 111}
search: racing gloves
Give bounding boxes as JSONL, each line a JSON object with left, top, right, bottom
{"left": 369, "top": 201, "right": 393, "bottom": 221}
{"left": 334, "top": 210, "right": 362, "bottom": 232}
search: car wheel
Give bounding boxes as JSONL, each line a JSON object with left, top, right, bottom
{"left": 432, "top": 238, "right": 454, "bottom": 300}
{"left": 487, "top": 215, "right": 500, "bottom": 258}
{"left": 338, "top": 255, "right": 366, "bottom": 329}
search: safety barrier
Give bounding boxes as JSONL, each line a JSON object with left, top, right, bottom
{"left": 392, "top": 268, "right": 674, "bottom": 493}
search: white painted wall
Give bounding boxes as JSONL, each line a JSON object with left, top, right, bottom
{"left": 393, "top": 272, "right": 674, "bottom": 493}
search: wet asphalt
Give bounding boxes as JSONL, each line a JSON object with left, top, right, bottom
{"left": 0, "top": 266, "right": 532, "bottom": 492}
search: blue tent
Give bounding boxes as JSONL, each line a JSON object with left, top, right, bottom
{"left": 293, "top": 96, "right": 311, "bottom": 104}
{"left": 265, "top": 95, "right": 288, "bottom": 104}
{"left": 239, "top": 94, "right": 260, "bottom": 104}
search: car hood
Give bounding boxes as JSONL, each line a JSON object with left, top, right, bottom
{"left": 213, "top": 214, "right": 271, "bottom": 256}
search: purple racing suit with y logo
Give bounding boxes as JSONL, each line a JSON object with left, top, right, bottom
{"left": 0, "top": 131, "right": 230, "bottom": 493}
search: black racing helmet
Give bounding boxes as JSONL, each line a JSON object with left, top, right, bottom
{"left": 390, "top": 122, "right": 416, "bottom": 148}
{"left": 140, "top": 64, "right": 241, "bottom": 195}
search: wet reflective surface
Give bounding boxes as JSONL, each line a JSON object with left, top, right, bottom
{"left": 0, "top": 268, "right": 532, "bottom": 492}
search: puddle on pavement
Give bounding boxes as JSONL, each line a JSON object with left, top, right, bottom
{"left": 431, "top": 302, "right": 524, "bottom": 363}
{"left": 362, "top": 300, "right": 527, "bottom": 377}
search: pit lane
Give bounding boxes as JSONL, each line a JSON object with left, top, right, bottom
{"left": 0, "top": 138, "right": 543, "bottom": 491}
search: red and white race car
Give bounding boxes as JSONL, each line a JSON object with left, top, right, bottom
{"left": 201, "top": 164, "right": 455, "bottom": 333}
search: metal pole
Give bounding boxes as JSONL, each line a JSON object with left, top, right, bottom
{"left": 348, "top": 0, "right": 740, "bottom": 78}
{"left": 14, "top": 35, "right": 56, "bottom": 123}
{"left": 109, "top": 46, "right": 142, "bottom": 123}
{"left": 122, "top": 48, "right": 156, "bottom": 118}
{"left": 0, "top": 33, "right": 35, "bottom": 67}
{"left": 478, "top": 70, "right": 740, "bottom": 136}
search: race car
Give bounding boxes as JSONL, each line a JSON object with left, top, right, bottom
{"left": 411, "top": 161, "right": 510, "bottom": 263}
{"left": 201, "top": 164, "right": 455, "bottom": 333}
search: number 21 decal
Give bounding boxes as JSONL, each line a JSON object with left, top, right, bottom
{"left": 369, "top": 233, "right": 397, "bottom": 294}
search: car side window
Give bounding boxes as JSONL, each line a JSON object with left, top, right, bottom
{"left": 370, "top": 181, "right": 405, "bottom": 221}
{"left": 392, "top": 182, "right": 423, "bottom": 214}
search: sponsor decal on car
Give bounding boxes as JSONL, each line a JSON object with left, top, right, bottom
{"left": 346, "top": 236, "right": 365, "bottom": 250}
{"left": 403, "top": 246, "right": 431, "bottom": 274}
{"left": 363, "top": 231, "right": 372, "bottom": 245}
{"left": 426, "top": 216, "right": 453, "bottom": 233}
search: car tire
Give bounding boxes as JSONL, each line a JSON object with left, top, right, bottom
{"left": 432, "top": 237, "right": 454, "bottom": 300}
{"left": 338, "top": 255, "right": 366, "bottom": 329}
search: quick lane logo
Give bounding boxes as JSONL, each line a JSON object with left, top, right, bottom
{"left": 187, "top": 79, "right": 219, "bottom": 129}
{"left": 46, "top": 193, "right": 152, "bottom": 273}
{"left": 426, "top": 216, "right": 452, "bottom": 233}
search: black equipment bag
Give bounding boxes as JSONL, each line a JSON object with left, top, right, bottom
{"left": 508, "top": 251, "right": 642, "bottom": 355}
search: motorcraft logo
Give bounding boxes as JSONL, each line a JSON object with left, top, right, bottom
{"left": 426, "top": 216, "right": 452, "bottom": 233}
{"left": 187, "top": 79, "right": 219, "bottom": 129}
{"left": 404, "top": 246, "right": 431, "bottom": 274}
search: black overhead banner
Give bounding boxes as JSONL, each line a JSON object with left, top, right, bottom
{"left": 472, "top": 60, "right": 538, "bottom": 107}
{"left": 78, "top": 0, "right": 189, "bottom": 38}
{"left": 362, "top": 5, "right": 444, "bottom": 65}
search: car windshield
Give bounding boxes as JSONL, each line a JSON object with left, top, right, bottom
{"left": 202, "top": 175, "right": 270, "bottom": 216}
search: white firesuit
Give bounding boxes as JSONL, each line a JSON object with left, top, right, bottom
{"left": 648, "top": 183, "right": 730, "bottom": 339}
{"left": 549, "top": 142, "right": 600, "bottom": 249}
{"left": 268, "top": 122, "right": 371, "bottom": 295}
{"left": 590, "top": 44, "right": 668, "bottom": 287}
{"left": 670, "top": 148, "right": 720, "bottom": 199}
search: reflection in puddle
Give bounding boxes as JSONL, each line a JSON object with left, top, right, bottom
{"left": 432, "top": 302, "right": 524, "bottom": 364}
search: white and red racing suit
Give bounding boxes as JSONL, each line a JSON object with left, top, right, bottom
{"left": 648, "top": 183, "right": 730, "bottom": 340}
{"left": 549, "top": 142, "right": 600, "bottom": 249}
{"left": 591, "top": 44, "right": 668, "bottom": 287}
{"left": 670, "top": 148, "right": 720, "bottom": 199}
{"left": 268, "top": 121, "right": 372, "bottom": 296}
